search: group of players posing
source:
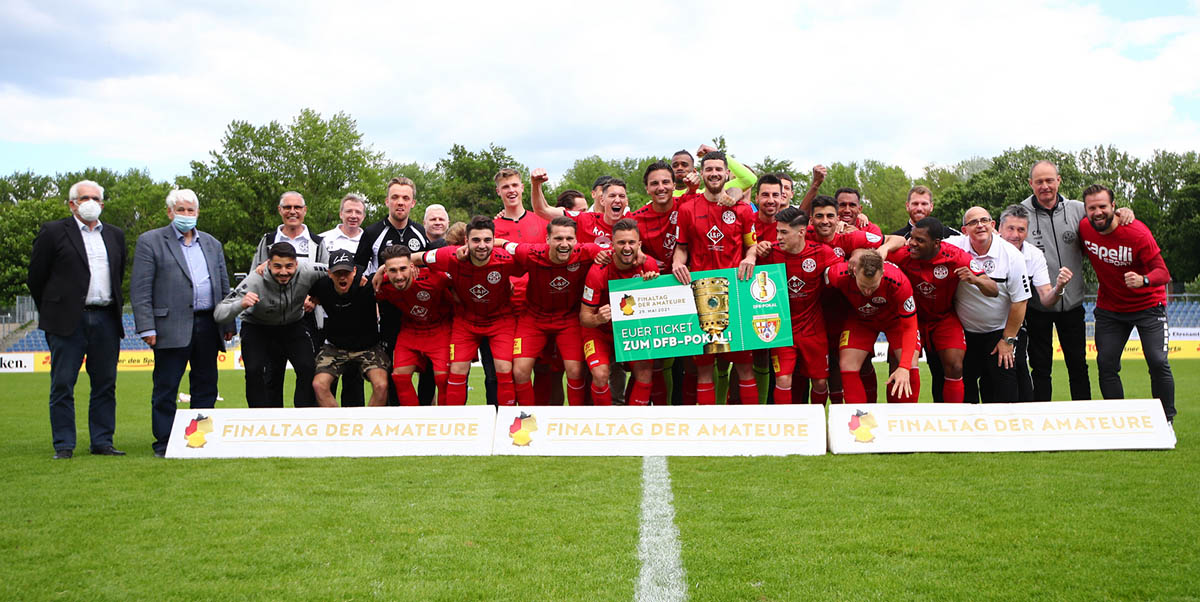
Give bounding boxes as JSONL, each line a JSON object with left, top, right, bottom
{"left": 298, "top": 147, "right": 1009, "bottom": 408}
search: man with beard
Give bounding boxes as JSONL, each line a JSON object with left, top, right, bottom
{"left": 670, "top": 144, "right": 757, "bottom": 198}
{"left": 532, "top": 169, "right": 627, "bottom": 248}
{"left": 889, "top": 217, "right": 997, "bottom": 403}
{"left": 216, "top": 242, "right": 327, "bottom": 408}
{"left": 498, "top": 217, "right": 604, "bottom": 406}
{"left": 307, "top": 250, "right": 390, "bottom": 407}
{"left": 808, "top": 195, "right": 905, "bottom": 402}
{"left": 375, "top": 246, "right": 454, "bottom": 406}
{"left": 671, "top": 150, "right": 762, "bottom": 405}
{"left": 1079, "top": 185, "right": 1175, "bottom": 424}
{"left": 800, "top": 186, "right": 882, "bottom": 235}
{"left": 581, "top": 219, "right": 660, "bottom": 405}
{"left": 892, "top": 186, "right": 961, "bottom": 239}
{"left": 417, "top": 216, "right": 522, "bottom": 405}
{"left": 754, "top": 207, "right": 843, "bottom": 404}
{"left": 825, "top": 249, "right": 920, "bottom": 403}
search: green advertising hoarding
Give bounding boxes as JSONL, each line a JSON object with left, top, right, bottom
{"left": 608, "top": 264, "right": 792, "bottom": 362}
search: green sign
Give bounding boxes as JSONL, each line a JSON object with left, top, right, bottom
{"left": 608, "top": 264, "right": 792, "bottom": 362}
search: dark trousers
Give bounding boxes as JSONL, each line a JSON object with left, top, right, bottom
{"left": 963, "top": 329, "right": 1019, "bottom": 403}
{"left": 1014, "top": 326, "right": 1034, "bottom": 402}
{"left": 479, "top": 336, "right": 498, "bottom": 405}
{"left": 151, "top": 312, "right": 220, "bottom": 453}
{"left": 926, "top": 341, "right": 946, "bottom": 402}
{"left": 1026, "top": 306, "right": 1091, "bottom": 401}
{"left": 241, "top": 321, "right": 316, "bottom": 408}
{"left": 45, "top": 309, "right": 120, "bottom": 452}
{"left": 1094, "top": 305, "right": 1176, "bottom": 421}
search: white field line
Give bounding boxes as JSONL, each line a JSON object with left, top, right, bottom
{"left": 635, "top": 455, "right": 687, "bottom": 602}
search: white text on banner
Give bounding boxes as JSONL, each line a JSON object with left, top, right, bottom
{"left": 827, "top": 399, "right": 1175, "bottom": 454}
{"left": 165, "top": 406, "right": 497, "bottom": 458}
{"left": 492, "top": 405, "right": 827, "bottom": 456}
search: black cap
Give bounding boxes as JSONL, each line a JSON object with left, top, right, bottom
{"left": 329, "top": 249, "right": 355, "bottom": 272}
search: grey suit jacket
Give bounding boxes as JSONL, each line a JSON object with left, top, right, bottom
{"left": 131, "top": 225, "right": 235, "bottom": 350}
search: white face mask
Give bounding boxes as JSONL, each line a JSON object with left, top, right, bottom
{"left": 77, "top": 200, "right": 102, "bottom": 222}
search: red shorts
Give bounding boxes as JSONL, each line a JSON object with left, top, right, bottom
{"left": 920, "top": 313, "right": 967, "bottom": 352}
{"left": 773, "top": 334, "right": 830, "bottom": 379}
{"left": 839, "top": 318, "right": 921, "bottom": 363}
{"left": 392, "top": 328, "right": 450, "bottom": 373}
{"left": 692, "top": 350, "right": 755, "bottom": 367}
{"left": 582, "top": 327, "right": 614, "bottom": 369}
{"left": 514, "top": 313, "right": 584, "bottom": 362}
{"left": 449, "top": 315, "right": 516, "bottom": 364}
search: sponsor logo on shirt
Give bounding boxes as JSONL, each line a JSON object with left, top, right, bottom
{"left": 411, "top": 306, "right": 428, "bottom": 318}
{"left": 706, "top": 226, "right": 724, "bottom": 244}
{"left": 567, "top": 263, "right": 580, "bottom": 272}
{"left": 865, "top": 232, "right": 881, "bottom": 244}
{"left": 549, "top": 276, "right": 569, "bottom": 290}
{"left": 788, "top": 275, "right": 805, "bottom": 293}
{"left": 1083, "top": 240, "right": 1134, "bottom": 267}
{"left": 470, "top": 284, "right": 489, "bottom": 299}
{"left": 917, "top": 282, "right": 936, "bottom": 296}
{"left": 872, "top": 296, "right": 887, "bottom": 305}
{"left": 903, "top": 296, "right": 916, "bottom": 313}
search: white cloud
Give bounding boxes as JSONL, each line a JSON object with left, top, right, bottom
{"left": 0, "top": 0, "right": 1196, "bottom": 180}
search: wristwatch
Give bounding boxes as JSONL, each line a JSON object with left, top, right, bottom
{"left": 1143, "top": 275, "right": 1150, "bottom": 287}
{"left": 1004, "top": 337, "right": 1018, "bottom": 347}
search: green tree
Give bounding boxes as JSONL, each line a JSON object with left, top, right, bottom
{"left": 1156, "top": 166, "right": 1200, "bottom": 284}
{"left": 857, "top": 160, "right": 912, "bottom": 234}
{"left": 0, "top": 171, "right": 58, "bottom": 205}
{"left": 432, "top": 144, "right": 525, "bottom": 219}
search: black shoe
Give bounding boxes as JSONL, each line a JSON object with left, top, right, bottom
{"left": 153, "top": 450, "right": 167, "bottom": 458}
{"left": 90, "top": 446, "right": 126, "bottom": 456}
{"left": 53, "top": 449, "right": 73, "bottom": 460}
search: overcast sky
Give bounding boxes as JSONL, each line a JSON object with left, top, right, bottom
{"left": 2, "top": 0, "right": 1198, "bottom": 185}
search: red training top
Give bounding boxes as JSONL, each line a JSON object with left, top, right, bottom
{"left": 889, "top": 241, "right": 982, "bottom": 321}
{"left": 1078, "top": 218, "right": 1170, "bottom": 312}
{"left": 422, "top": 246, "right": 524, "bottom": 324}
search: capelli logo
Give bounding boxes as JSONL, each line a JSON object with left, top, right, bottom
{"left": 1084, "top": 241, "right": 1134, "bottom": 266}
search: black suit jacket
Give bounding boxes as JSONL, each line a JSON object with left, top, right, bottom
{"left": 28, "top": 216, "right": 127, "bottom": 337}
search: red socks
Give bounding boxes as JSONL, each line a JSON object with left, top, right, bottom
{"left": 682, "top": 372, "right": 698, "bottom": 405}
{"left": 774, "top": 385, "right": 792, "bottom": 404}
{"left": 515, "top": 380, "right": 535, "bottom": 406}
{"left": 591, "top": 382, "right": 612, "bottom": 406}
{"left": 841, "top": 370, "right": 866, "bottom": 403}
{"left": 943, "top": 377, "right": 964, "bottom": 403}
{"left": 810, "top": 386, "right": 828, "bottom": 405}
{"left": 738, "top": 377, "right": 758, "bottom": 405}
{"left": 886, "top": 368, "right": 921, "bottom": 403}
{"left": 628, "top": 380, "right": 652, "bottom": 406}
{"left": 446, "top": 374, "right": 468, "bottom": 405}
{"left": 497, "top": 371, "right": 515, "bottom": 406}
{"left": 392, "top": 373, "right": 418, "bottom": 406}
{"left": 696, "top": 382, "right": 715, "bottom": 405}
{"left": 566, "top": 377, "right": 586, "bottom": 406}
{"left": 434, "top": 373, "right": 448, "bottom": 406}
{"left": 830, "top": 390, "right": 844, "bottom": 403}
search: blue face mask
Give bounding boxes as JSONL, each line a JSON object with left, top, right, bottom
{"left": 173, "top": 215, "right": 197, "bottom": 233}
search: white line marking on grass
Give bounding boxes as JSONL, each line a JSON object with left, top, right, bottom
{"left": 635, "top": 455, "right": 687, "bottom": 602}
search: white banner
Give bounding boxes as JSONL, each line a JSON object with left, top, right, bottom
{"left": 828, "top": 399, "right": 1175, "bottom": 454}
{"left": 0, "top": 353, "right": 35, "bottom": 373}
{"left": 165, "top": 406, "right": 497, "bottom": 458}
{"left": 492, "top": 405, "right": 827, "bottom": 456}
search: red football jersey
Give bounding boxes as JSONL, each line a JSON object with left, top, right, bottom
{"left": 1079, "top": 218, "right": 1170, "bottom": 312}
{"left": 422, "top": 246, "right": 523, "bottom": 323}
{"left": 889, "top": 242, "right": 982, "bottom": 321}
{"left": 505, "top": 242, "right": 601, "bottom": 317}
{"left": 675, "top": 193, "right": 757, "bottom": 271}
{"left": 813, "top": 228, "right": 884, "bottom": 259}
{"left": 758, "top": 241, "right": 842, "bottom": 335}
{"left": 565, "top": 210, "right": 614, "bottom": 248}
{"left": 495, "top": 209, "right": 549, "bottom": 313}
{"left": 755, "top": 214, "right": 778, "bottom": 243}
{"left": 581, "top": 258, "right": 658, "bottom": 308}
{"left": 630, "top": 198, "right": 683, "bottom": 268}
{"left": 825, "top": 261, "right": 916, "bottom": 330}
{"left": 375, "top": 267, "right": 454, "bottom": 332}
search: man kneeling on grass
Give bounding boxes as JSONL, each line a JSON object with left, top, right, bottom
{"left": 306, "top": 249, "right": 391, "bottom": 406}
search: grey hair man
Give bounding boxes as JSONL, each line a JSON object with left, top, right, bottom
{"left": 423, "top": 203, "right": 450, "bottom": 249}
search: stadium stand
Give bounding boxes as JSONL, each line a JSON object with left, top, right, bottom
{"left": 5, "top": 313, "right": 242, "bottom": 352}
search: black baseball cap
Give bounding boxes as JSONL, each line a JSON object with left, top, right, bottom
{"left": 329, "top": 249, "right": 355, "bottom": 272}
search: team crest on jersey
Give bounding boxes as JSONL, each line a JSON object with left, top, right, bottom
{"left": 595, "top": 235, "right": 612, "bottom": 248}
{"left": 872, "top": 296, "right": 887, "bottom": 305}
{"left": 969, "top": 259, "right": 984, "bottom": 273}
{"left": 722, "top": 210, "right": 737, "bottom": 224}
{"left": 410, "top": 306, "right": 428, "bottom": 318}
{"left": 753, "top": 314, "right": 781, "bottom": 343}
{"left": 917, "top": 282, "right": 936, "bottom": 296}
{"left": 858, "top": 303, "right": 879, "bottom": 315}
{"left": 834, "top": 247, "right": 846, "bottom": 258}
{"left": 983, "top": 258, "right": 996, "bottom": 273}
{"left": 1062, "top": 230, "right": 1077, "bottom": 244}
{"left": 408, "top": 238, "right": 421, "bottom": 251}
{"left": 664, "top": 232, "right": 677, "bottom": 249}
{"left": 802, "top": 258, "right": 817, "bottom": 272}
{"left": 549, "top": 276, "right": 569, "bottom": 290}
{"left": 567, "top": 263, "right": 580, "bottom": 272}
{"left": 470, "top": 284, "right": 489, "bottom": 299}
{"left": 903, "top": 296, "right": 916, "bottom": 313}
{"left": 865, "top": 232, "right": 882, "bottom": 244}
{"left": 706, "top": 226, "right": 724, "bottom": 244}
{"left": 297, "top": 239, "right": 309, "bottom": 254}
{"left": 788, "top": 275, "right": 805, "bottom": 293}
{"left": 416, "top": 291, "right": 431, "bottom": 301}
{"left": 487, "top": 270, "right": 502, "bottom": 284}
{"left": 933, "top": 265, "right": 949, "bottom": 279}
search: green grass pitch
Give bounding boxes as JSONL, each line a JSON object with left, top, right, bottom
{"left": 0, "top": 361, "right": 1195, "bottom": 600}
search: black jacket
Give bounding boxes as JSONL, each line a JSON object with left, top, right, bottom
{"left": 28, "top": 216, "right": 127, "bottom": 337}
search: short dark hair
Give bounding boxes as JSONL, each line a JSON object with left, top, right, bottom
{"left": 1082, "top": 184, "right": 1114, "bottom": 204}
{"left": 643, "top": 160, "right": 672, "bottom": 185}
{"left": 612, "top": 217, "right": 640, "bottom": 236}
{"left": 776, "top": 207, "right": 809, "bottom": 228}
{"left": 547, "top": 216, "right": 577, "bottom": 234}
{"left": 757, "top": 174, "right": 783, "bottom": 193}
{"left": 834, "top": 187, "right": 861, "bottom": 203}
{"left": 555, "top": 189, "right": 585, "bottom": 209}
{"left": 699, "top": 150, "right": 727, "bottom": 169}
{"left": 775, "top": 172, "right": 794, "bottom": 185}
{"left": 913, "top": 217, "right": 946, "bottom": 240}
{"left": 592, "top": 175, "right": 614, "bottom": 190}
{"left": 672, "top": 149, "right": 694, "bottom": 164}
{"left": 380, "top": 245, "right": 411, "bottom": 263}
{"left": 467, "top": 215, "right": 495, "bottom": 236}
{"left": 811, "top": 195, "right": 838, "bottom": 211}
{"left": 602, "top": 178, "right": 627, "bottom": 194}
{"left": 268, "top": 242, "right": 297, "bottom": 260}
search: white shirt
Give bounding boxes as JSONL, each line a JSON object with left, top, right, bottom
{"left": 273, "top": 225, "right": 319, "bottom": 265}
{"left": 946, "top": 233, "right": 1031, "bottom": 333}
{"left": 1016, "top": 241, "right": 1051, "bottom": 288}
{"left": 75, "top": 216, "right": 112, "bottom": 306}
{"left": 319, "top": 225, "right": 363, "bottom": 255}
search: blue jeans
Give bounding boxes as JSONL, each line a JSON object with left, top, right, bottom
{"left": 46, "top": 309, "right": 121, "bottom": 451}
